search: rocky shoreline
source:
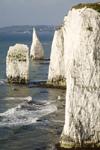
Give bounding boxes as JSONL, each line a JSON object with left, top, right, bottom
{"left": 32, "top": 81, "right": 66, "bottom": 89}
{"left": 55, "top": 143, "right": 100, "bottom": 150}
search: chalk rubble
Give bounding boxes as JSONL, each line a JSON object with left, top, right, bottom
{"left": 6, "top": 44, "right": 29, "bottom": 84}
{"left": 30, "top": 28, "right": 44, "bottom": 59}
{"left": 57, "top": 3, "right": 100, "bottom": 148}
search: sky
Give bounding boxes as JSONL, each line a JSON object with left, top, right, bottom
{"left": 0, "top": 0, "right": 99, "bottom": 28}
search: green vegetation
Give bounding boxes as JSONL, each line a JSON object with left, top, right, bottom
{"left": 16, "top": 54, "right": 23, "bottom": 59}
{"left": 19, "top": 59, "right": 27, "bottom": 62}
{"left": 56, "top": 23, "right": 64, "bottom": 31}
{"left": 8, "top": 54, "right": 27, "bottom": 62}
{"left": 87, "top": 26, "right": 93, "bottom": 31}
{"left": 71, "top": 2, "right": 100, "bottom": 13}
{"left": 7, "top": 76, "right": 28, "bottom": 84}
{"left": 60, "top": 141, "right": 100, "bottom": 149}
{"left": 41, "top": 81, "right": 66, "bottom": 89}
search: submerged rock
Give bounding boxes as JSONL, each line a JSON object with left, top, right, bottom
{"left": 6, "top": 44, "right": 29, "bottom": 84}
{"left": 30, "top": 28, "right": 44, "bottom": 59}
{"left": 59, "top": 2, "right": 100, "bottom": 148}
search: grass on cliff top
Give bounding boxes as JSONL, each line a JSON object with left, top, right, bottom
{"left": 71, "top": 2, "right": 100, "bottom": 13}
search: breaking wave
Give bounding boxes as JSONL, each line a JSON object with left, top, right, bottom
{"left": 0, "top": 79, "right": 6, "bottom": 84}
{"left": 0, "top": 97, "right": 57, "bottom": 127}
{"left": 4, "top": 96, "right": 32, "bottom": 101}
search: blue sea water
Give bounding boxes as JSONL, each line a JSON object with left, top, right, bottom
{"left": 0, "top": 33, "right": 65, "bottom": 150}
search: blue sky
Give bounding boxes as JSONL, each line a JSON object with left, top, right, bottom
{"left": 0, "top": 0, "right": 98, "bottom": 28}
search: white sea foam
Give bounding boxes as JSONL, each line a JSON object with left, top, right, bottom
{"left": 43, "top": 43, "right": 47, "bottom": 45}
{"left": 58, "top": 96, "right": 61, "bottom": 100}
{"left": 4, "top": 96, "right": 32, "bottom": 101}
{"left": 0, "top": 80, "right": 6, "bottom": 84}
{"left": 51, "top": 120, "right": 65, "bottom": 123}
{"left": 0, "top": 102, "right": 57, "bottom": 127}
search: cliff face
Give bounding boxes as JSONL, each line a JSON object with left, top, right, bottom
{"left": 48, "top": 7, "right": 78, "bottom": 85}
{"left": 48, "top": 3, "right": 100, "bottom": 88}
{"left": 30, "top": 28, "right": 44, "bottom": 59}
{"left": 6, "top": 44, "right": 29, "bottom": 84}
{"left": 56, "top": 3, "right": 100, "bottom": 148}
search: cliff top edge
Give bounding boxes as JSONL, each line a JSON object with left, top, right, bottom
{"left": 71, "top": 2, "right": 100, "bottom": 13}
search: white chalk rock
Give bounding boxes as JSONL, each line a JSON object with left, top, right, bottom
{"left": 6, "top": 44, "right": 29, "bottom": 84}
{"left": 30, "top": 28, "right": 44, "bottom": 59}
{"left": 60, "top": 3, "right": 100, "bottom": 148}
{"left": 48, "top": 25, "right": 65, "bottom": 84}
{"left": 48, "top": 15, "right": 73, "bottom": 85}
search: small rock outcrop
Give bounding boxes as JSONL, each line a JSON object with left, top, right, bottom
{"left": 55, "top": 2, "right": 100, "bottom": 148}
{"left": 6, "top": 44, "right": 29, "bottom": 84}
{"left": 30, "top": 28, "right": 44, "bottom": 59}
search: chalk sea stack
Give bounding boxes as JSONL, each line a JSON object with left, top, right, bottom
{"left": 30, "top": 28, "right": 44, "bottom": 59}
{"left": 47, "top": 25, "right": 66, "bottom": 87}
{"left": 6, "top": 44, "right": 29, "bottom": 84}
{"left": 50, "top": 2, "right": 100, "bottom": 148}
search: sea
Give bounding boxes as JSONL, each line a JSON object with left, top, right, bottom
{"left": 0, "top": 33, "right": 66, "bottom": 150}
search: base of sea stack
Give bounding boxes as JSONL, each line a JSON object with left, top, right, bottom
{"left": 7, "top": 77, "right": 28, "bottom": 84}
{"left": 60, "top": 135, "right": 100, "bottom": 149}
{"left": 40, "top": 81, "right": 66, "bottom": 89}
{"left": 60, "top": 141, "right": 100, "bottom": 149}
{"left": 30, "top": 55, "right": 44, "bottom": 60}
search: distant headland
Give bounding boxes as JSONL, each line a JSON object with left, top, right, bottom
{"left": 0, "top": 25, "right": 58, "bottom": 34}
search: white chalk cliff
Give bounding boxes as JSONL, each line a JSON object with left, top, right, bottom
{"left": 51, "top": 3, "right": 100, "bottom": 148}
{"left": 48, "top": 13, "right": 74, "bottom": 85}
{"left": 30, "top": 28, "right": 44, "bottom": 59}
{"left": 6, "top": 44, "right": 29, "bottom": 84}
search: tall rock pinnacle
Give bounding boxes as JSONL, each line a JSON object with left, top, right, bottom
{"left": 30, "top": 28, "right": 44, "bottom": 59}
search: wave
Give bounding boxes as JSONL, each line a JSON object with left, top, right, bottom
{"left": 0, "top": 79, "right": 6, "bottom": 84}
{"left": 42, "top": 43, "right": 47, "bottom": 45}
{"left": 42, "top": 43, "right": 51, "bottom": 46}
{"left": 4, "top": 96, "right": 32, "bottom": 101}
{"left": 0, "top": 100, "right": 57, "bottom": 127}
